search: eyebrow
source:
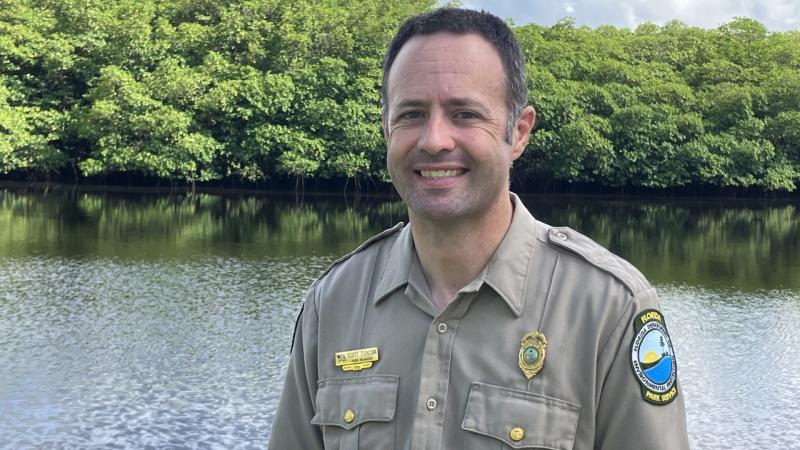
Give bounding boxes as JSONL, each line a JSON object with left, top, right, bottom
{"left": 446, "top": 97, "right": 487, "bottom": 109}
{"left": 393, "top": 97, "right": 490, "bottom": 112}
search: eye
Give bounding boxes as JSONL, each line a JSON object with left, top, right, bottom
{"left": 454, "top": 110, "right": 479, "bottom": 120}
{"left": 398, "top": 110, "right": 424, "bottom": 120}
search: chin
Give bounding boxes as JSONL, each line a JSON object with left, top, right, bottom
{"left": 408, "top": 202, "right": 477, "bottom": 223}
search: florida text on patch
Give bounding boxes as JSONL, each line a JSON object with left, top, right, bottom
{"left": 630, "top": 309, "right": 678, "bottom": 405}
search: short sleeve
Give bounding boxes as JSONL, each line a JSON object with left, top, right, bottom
{"left": 594, "top": 288, "right": 690, "bottom": 450}
{"left": 268, "top": 286, "right": 324, "bottom": 450}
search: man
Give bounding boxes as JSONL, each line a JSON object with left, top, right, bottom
{"left": 269, "top": 8, "right": 689, "bottom": 449}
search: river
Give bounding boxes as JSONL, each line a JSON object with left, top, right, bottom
{"left": 0, "top": 188, "right": 798, "bottom": 448}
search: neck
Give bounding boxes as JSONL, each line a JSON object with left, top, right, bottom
{"left": 410, "top": 194, "right": 514, "bottom": 310}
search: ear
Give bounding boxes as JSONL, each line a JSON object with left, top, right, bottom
{"left": 381, "top": 111, "right": 388, "bottom": 140}
{"left": 511, "top": 106, "right": 536, "bottom": 161}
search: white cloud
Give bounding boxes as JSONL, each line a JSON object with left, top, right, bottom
{"left": 456, "top": 0, "right": 800, "bottom": 31}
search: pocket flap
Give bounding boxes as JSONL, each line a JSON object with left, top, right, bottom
{"left": 461, "top": 382, "right": 580, "bottom": 449}
{"left": 311, "top": 375, "right": 399, "bottom": 430}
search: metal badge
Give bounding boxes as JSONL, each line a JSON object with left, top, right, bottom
{"left": 335, "top": 346, "right": 379, "bottom": 372}
{"left": 519, "top": 332, "right": 547, "bottom": 379}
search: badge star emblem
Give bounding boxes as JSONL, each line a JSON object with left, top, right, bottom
{"left": 519, "top": 331, "right": 547, "bottom": 379}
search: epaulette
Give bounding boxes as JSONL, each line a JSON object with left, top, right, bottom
{"left": 546, "top": 226, "right": 651, "bottom": 296}
{"left": 316, "top": 222, "right": 405, "bottom": 281}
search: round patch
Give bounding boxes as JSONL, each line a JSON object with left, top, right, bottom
{"left": 630, "top": 309, "right": 679, "bottom": 405}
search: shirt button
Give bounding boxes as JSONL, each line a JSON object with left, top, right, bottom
{"left": 425, "top": 398, "right": 438, "bottom": 411}
{"left": 556, "top": 231, "right": 568, "bottom": 241}
{"left": 343, "top": 409, "right": 355, "bottom": 424}
{"left": 437, "top": 322, "right": 448, "bottom": 334}
{"left": 509, "top": 426, "right": 525, "bottom": 441}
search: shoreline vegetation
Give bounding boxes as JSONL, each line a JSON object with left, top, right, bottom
{"left": 2, "top": 1, "right": 799, "bottom": 194}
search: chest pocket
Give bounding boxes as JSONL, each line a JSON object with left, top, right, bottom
{"left": 311, "top": 375, "right": 399, "bottom": 450}
{"left": 461, "top": 382, "right": 580, "bottom": 450}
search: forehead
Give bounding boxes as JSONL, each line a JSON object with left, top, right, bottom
{"left": 385, "top": 32, "right": 506, "bottom": 107}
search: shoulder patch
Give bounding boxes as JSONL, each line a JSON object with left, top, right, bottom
{"left": 630, "top": 309, "right": 679, "bottom": 405}
{"left": 547, "top": 226, "right": 650, "bottom": 295}
{"left": 316, "top": 222, "right": 404, "bottom": 281}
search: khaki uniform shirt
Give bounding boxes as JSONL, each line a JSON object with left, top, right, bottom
{"left": 269, "top": 194, "right": 689, "bottom": 449}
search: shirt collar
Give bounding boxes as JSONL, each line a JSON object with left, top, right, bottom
{"left": 373, "top": 224, "right": 415, "bottom": 305}
{"left": 483, "top": 192, "right": 539, "bottom": 317}
{"left": 372, "top": 193, "right": 539, "bottom": 317}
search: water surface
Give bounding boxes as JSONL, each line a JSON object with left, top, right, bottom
{"left": 0, "top": 189, "right": 797, "bottom": 448}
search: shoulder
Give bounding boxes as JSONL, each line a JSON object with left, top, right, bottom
{"left": 302, "top": 222, "right": 404, "bottom": 325}
{"left": 314, "top": 222, "right": 405, "bottom": 283}
{"left": 542, "top": 225, "right": 652, "bottom": 296}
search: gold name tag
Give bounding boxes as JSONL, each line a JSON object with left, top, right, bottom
{"left": 335, "top": 347, "right": 379, "bottom": 372}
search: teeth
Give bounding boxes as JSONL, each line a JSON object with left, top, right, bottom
{"left": 420, "top": 169, "right": 461, "bottom": 179}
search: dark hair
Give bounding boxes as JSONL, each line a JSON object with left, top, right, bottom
{"left": 381, "top": 8, "right": 528, "bottom": 143}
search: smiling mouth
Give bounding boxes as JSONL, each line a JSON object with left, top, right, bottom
{"left": 418, "top": 169, "right": 465, "bottom": 179}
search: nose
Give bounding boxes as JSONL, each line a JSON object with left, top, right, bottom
{"left": 417, "top": 111, "right": 455, "bottom": 154}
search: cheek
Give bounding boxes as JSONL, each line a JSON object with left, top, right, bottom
{"left": 388, "top": 127, "right": 418, "bottom": 146}
{"left": 460, "top": 126, "right": 500, "bottom": 149}
{"left": 385, "top": 141, "right": 406, "bottom": 175}
{"left": 386, "top": 130, "right": 417, "bottom": 159}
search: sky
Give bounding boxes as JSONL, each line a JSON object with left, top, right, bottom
{"left": 456, "top": 0, "right": 800, "bottom": 31}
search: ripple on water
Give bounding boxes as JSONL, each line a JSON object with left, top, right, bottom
{"left": 0, "top": 256, "right": 330, "bottom": 448}
{"left": 658, "top": 284, "right": 800, "bottom": 450}
{"left": 2, "top": 257, "right": 799, "bottom": 448}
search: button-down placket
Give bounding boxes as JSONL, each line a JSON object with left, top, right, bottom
{"left": 409, "top": 276, "right": 485, "bottom": 450}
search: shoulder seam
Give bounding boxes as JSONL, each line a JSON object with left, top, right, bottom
{"left": 316, "top": 222, "right": 404, "bottom": 281}
{"left": 545, "top": 226, "right": 650, "bottom": 296}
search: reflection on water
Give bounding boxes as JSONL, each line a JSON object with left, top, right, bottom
{"left": 0, "top": 191, "right": 407, "bottom": 260}
{"left": 2, "top": 190, "right": 797, "bottom": 289}
{"left": 521, "top": 195, "right": 800, "bottom": 290}
{"left": 0, "top": 189, "right": 798, "bottom": 448}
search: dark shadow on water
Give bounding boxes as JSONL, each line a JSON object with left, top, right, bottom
{"left": 1, "top": 185, "right": 797, "bottom": 290}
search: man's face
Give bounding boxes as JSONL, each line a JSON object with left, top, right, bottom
{"left": 383, "top": 32, "right": 532, "bottom": 224}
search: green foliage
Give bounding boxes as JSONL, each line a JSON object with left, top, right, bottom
{"left": 72, "top": 66, "right": 220, "bottom": 181}
{"left": 0, "top": 77, "right": 66, "bottom": 172}
{"left": 518, "top": 17, "right": 800, "bottom": 191}
{"left": 766, "top": 111, "right": 800, "bottom": 160}
{"left": 0, "top": 1, "right": 798, "bottom": 191}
